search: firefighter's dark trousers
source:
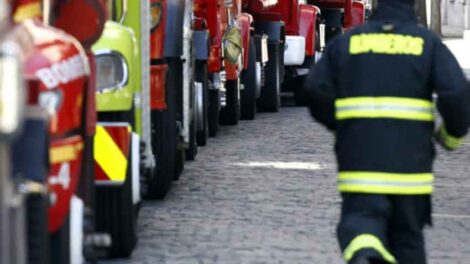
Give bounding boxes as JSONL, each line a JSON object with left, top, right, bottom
{"left": 337, "top": 194, "right": 432, "bottom": 264}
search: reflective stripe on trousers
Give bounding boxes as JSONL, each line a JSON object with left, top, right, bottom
{"left": 343, "top": 234, "right": 397, "bottom": 263}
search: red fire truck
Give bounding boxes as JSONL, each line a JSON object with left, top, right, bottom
{"left": 11, "top": 0, "right": 107, "bottom": 262}
{"left": 193, "top": 0, "right": 267, "bottom": 128}
{"left": 242, "top": 0, "right": 365, "bottom": 105}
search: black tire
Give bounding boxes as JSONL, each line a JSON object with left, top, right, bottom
{"left": 145, "top": 60, "right": 178, "bottom": 199}
{"left": 185, "top": 114, "right": 198, "bottom": 161}
{"left": 50, "top": 214, "right": 71, "bottom": 264}
{"left": 27, "top": 193, "right": 49, "bottom": 264}
{"left": 78, "top": 136, "right": 98, "bottom": 261}
{"left": 292, "top": 75, "right": 308, "bottom": 106}
{"left": 146, "top": 107, "right": 176, "bottom": 199}
{"left": 174, "top": 148, "right": 185, "bottom": 180}
{"left": 241, "top": 35, "right": 258, "bottom": 120}
{"left": 258, "top": 42, "right": 281, "bottom": 112}
{"left": 195, "top": 61, "right": 209, "bottom": 146}
{"left": 95, "top": 143, "right": 137, "bottom": 258}
{"left": 208, "top": 84, "right": 220, "bottom": 137}
{"left": 219, "top": 79, "right": 240, "bottom": 125}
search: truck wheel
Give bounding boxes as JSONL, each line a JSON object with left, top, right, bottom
{"left": 147, "top": 110, "right": 176, "bottom": 199}
{"left": 208, "top": 82, "right": 220, "bottom": 137}
{"left": 50, "top": 215, "right": 71, "bottom": 264}
{"left": 174, "top": 148, "right": 185, "bottom": 181}
{"left": 258, "top": 42, "right": 281, "bottom": 112}
{"left": 293, "top": 75, "right": 308, "bottom": 106}
{"left": 292, "top": 55, "right": 315, "bottom": 106}
{"left": 146, "top": 62, "right": 178, "bottom": 199}
{"left": 195, "top": 61, "right": 209, "bottom": 146}
{"left": 95, "top": 144, "right": 137, "bottom": 258}
{"left": 219, "top": 79, "right": 240, "bottom": 125}
{"left": 185, "top": 114, "right": 198, "bottom": 161}
{"left": 241, "top": 35, "right": 258, "bottom": 120}
{"left": 27, "top": 193, "right": 49, "bottom": 264}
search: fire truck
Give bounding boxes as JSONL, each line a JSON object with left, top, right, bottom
{"left": 193, "top": 0, "right": 267, "bottom": 125}
{"left": 10, "top": 0, "right": 108, "bottom": 262}
{"left": 89, "top": 0, "right": 202, "bottom": 257}
{"left": 242, "top": 0, "right": 365, "bottom": 105}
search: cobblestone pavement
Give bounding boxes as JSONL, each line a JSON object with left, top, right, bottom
{"left": 105, "top": 107, "right": 470, "bottom": 264}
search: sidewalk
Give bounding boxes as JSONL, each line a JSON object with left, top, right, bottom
{"left": 443, "top": 34, "right": 470, "bottom": 79}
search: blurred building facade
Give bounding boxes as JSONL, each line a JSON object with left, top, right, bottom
{"left": 442, "top": 0, "right": 470, "bottom": 37}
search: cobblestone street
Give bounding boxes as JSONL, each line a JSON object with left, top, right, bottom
{"left": 106, "top": 107, "right": 470, "bottom": 264}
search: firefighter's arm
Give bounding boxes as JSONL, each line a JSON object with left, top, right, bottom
{"left": 304, "top": 46, "right": 337, "bottom": 131}
{"left": 432, "top": 41, "right": 470, "bottom": 151}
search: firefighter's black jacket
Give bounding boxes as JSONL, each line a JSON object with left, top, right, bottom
{"left": 305, "top": 1, "right": 470, "bottom": 194}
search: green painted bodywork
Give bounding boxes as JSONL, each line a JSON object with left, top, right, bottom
{"left": 92, "top": 21, "right": 143, "bottom": 135}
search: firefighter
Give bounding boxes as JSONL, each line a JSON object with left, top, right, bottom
{"left": 305, "top": 0, "right": 470, "bottom": 263}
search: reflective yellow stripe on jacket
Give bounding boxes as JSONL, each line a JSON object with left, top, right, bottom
{"left": 335, "top": 97, "right": 434, "bottom": 121}
{"left": 438, "top": 125, "right": 465, "bottom": 150}
{"left": 338, "top": 172, "right": 434, "bottom": 195}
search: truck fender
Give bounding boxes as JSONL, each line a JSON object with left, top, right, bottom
{"left": 238, "top": 12, "right": 253, "bottom": 70}
{"left": 345, "top": 1, "right": 366, "bottom": 31}
{"left": 299, "top": 4, "right": 318, "bottom": 57}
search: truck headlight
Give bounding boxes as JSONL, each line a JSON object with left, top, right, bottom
{"left": 0, "top": 43, "right": 24, "bottom": 136}
{"left": 95, "top": 51, "right": 128, "bottom": 93}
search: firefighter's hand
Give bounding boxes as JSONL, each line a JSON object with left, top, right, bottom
{"left": 435, "top": 124, "right": 464, "bottom": 151}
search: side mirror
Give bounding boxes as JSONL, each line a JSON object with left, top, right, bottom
{"left": 51, "top": 0, "right": 107, "bottom": 49}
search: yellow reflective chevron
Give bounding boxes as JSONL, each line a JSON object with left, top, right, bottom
{"left": 344, "top": 234, "right": 397, "bottom": 263}
{"left": 437, "top": 125, "right": 465, "bottom": 150}
{"left": 338, "top": 172, "right": 434, "bottom": 195}
{"left": 94, "top": 126, "right": 128, "bottom": 182}
{"left": 335, "top": 97, "right": 434, "bottom": 121}
{"left": 350, "top": 33, "right": 424, "bottom": 56}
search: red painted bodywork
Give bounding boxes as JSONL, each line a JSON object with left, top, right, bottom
{"left": 245, "top": 0, "right": 301, "bottom": 35}
{"left": 242, "top": 0, "right": 278, "bottom": 12}
{"left": 150, "top": 0, "right": 166, "bottom": 60}
{"left": 22, "top": 20, "right": 88, "bottom": 137}
{"left": 238, "top": 12, "right": 252, "bottom": 70}
{"left": 194, "top": 0, "right": 251, "bottom": 76}
{"left": 346, "top": 1, "right": 365, "bottom": 31}
{"left": 48, "top": 136, "right": 83, "bottom": 232}
{"left": 150, "top": 65, "right": 168, "bottom": 110}
{"left": 20, "top": 18, "right": 89, "bottom": 232}
{"left": 312, "top": 0, "right": 364, "bottom": 30}
{"left": 150, "top": 0, "right": 168, "bottom": 110}
{"left": 52, "top": 0, "right": 107, "bottom": 134}
{"left": 94, "top": 125, "right": 131, "bottom": 182}
{"left": 194, "top": 0, "right": 223, "bottom": 73}
{"left": 299, "top": 4, "right": 317, "bottom": 57}
{"left": 51, "top": 0, "right": 107, "bottom": 50}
